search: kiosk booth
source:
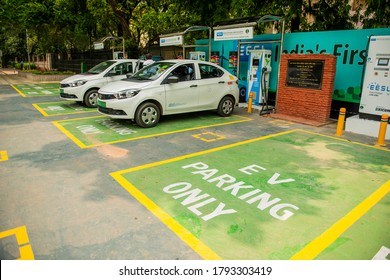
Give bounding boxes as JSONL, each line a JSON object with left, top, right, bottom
{"left": 159, "top": 26, "right": 212, "bottom": 60}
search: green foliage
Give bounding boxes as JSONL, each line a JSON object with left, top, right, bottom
{"left": 363, "top": 0, "right": 390, "bottom": 28}
{"left": 23, "top": 69, "right": 75, "bottom": 75}
{"left": 305, "top": 0, "right": 358, "bottom": 31}
{"left": 0, "top": 0, "right": 388, "bottom": 65}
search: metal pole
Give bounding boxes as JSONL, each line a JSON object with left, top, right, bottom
{"left": 26, "top": 29, "right": 31, "bottom": 70}
{"left": 122, "top": 37, "right": 125, "bottom": 58}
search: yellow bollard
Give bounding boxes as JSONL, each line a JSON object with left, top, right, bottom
{"left": 377, "top": 114, "right": 388, "bottom": 146}
{"left": 335, "top": 107, "right": 346, "bottom": 136}
{"left": 247, "top": 92, "right": 253, "bottom": 113}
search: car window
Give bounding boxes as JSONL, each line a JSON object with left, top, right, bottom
{"left": 199, "top": 64, "right": 224, "bottom": 79}
{"left": 169, "top": 64, "right": 195, "bottom": 82}
{"left": 107, "top": 63, "right": 133, "bottom": 76}
{"left": 130, "top": 62, "right": 175, "bottom": 81}
{"left": 87, "top": 60, "right": 116, "bottom": 74}
{"left": 123, "top": 62, "right": 134, "bottom": 74}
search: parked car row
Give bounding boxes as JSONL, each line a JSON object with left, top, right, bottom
{"left": 60, "top": 59, "right": 239, "bottom": 128}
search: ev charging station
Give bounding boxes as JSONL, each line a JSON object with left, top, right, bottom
{"left": 247, "top": 49, "right": 272, "bottom": 105}
{"left": 212, "top": 15, "right": 285, "bottom": 112}
{"left": 359, "top": 35, "right": 390, "bottom": 119}
{"left": 345, "top": 35, "right": 390, "bottom": 139}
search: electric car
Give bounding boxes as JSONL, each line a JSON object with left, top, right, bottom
{"left": 59, "top": 59, "right": 143, "bottom": 108}
{"left": 97, "top": 60, "right": 239, "bottom": 128}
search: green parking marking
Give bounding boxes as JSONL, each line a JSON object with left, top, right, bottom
{"left": 11, "top": 83, "right": 59, "bottom": 97}
{"left": 52, "top": 113, "right": 253, "bottom": 148}
{"left": 111, "top": 129, "right": 390, "bottom": 260}
{"left": 32, "top": 101, "right": 96, "bottom": 116}
{"left": 312, "top": 183, "right": 390, "bottom": 260}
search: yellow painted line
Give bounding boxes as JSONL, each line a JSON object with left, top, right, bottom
{"left": 112, "top": 174, "right": 222, "bottom": 260}
{"left": 54, "top": 114, "right": 253, "bottom": 148}
{"left": 113, "top": 129, "right": 297, "bottom": 175}
{"left": 111, "top": 129, "right": 298, "bottom": 259}
{"left": 291, "top": 179, "right": 390, "bottom": 260}
{"left": 192, "top": 132, "right": 225, "bottom": 142}
{"left": 0, "top": 226, "right": 35, "bottom": 260}
{"left": 32, "top": 103, "right": 49, "bottom": 116}
{"left": 11, "top": 84, "right": 27, "bottom": 97}
{"left": 32, "top": 102, "right": 96, "bottom": 117}
{"left": 52, "top": 121, "right": 88, "bottom": 148}
{"left": 0, "top": 150, "right": 8, "bottom": 161}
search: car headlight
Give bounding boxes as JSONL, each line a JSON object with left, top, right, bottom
{"left": 115, "top": 89, "right": 140, "bottom": 99}
{"left": 69, "top": 80, "right": 87, "bottom": 87}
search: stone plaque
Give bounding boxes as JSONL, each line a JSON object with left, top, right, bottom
{"left": 286, "top": 60, "right": 325, "bottom": 89}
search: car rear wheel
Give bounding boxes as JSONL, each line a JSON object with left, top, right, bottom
{"left": 135, "top": 102, "right": 160, "bottom": 128}
{"left": 217, "top": 96, "right": 234, "bottom": 117}
{"left": 84, "top": 89, "right": 98, "bottom": 108}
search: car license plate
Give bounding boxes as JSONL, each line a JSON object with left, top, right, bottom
{"left": 97, "top": 99, "right": 106, "bottom": 108}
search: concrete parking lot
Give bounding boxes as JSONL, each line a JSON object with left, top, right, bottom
{"left": 0, "top": 70, "right": 389, "bottom": 260}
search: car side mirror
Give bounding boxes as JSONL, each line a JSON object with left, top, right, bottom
{"left": 167, "top": 76, "right": 179, "bottom": 84}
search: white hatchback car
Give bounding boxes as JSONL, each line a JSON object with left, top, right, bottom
{"left": 97, "top": 60, "right": 239, "bottom": 128}
{"left": 60, "top": 59, "right": 143, "bottom": 107}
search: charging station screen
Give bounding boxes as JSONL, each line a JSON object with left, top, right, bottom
{"left": 377, "top": 58, "right": 389, "bottom": 66}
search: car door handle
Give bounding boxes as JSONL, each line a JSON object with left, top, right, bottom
{"left": 190, "top": 85, "right": 198, "bottom": 88}
{"left": 218, "top": 81, "right": 225, "bottom": 84}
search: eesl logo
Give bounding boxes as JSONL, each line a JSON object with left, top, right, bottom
{"left": 216, "top": 32, "right": 224, "bottom": 37}
{"left": 375, "top": 107, "right": 390, "bottom": 112}
{"left": 368, "top": 82, "right": 390, "bottom": 93}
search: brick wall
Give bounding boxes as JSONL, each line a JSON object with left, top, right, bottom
{"left": 276, "top": 54, "right": 337, "bottom": 125}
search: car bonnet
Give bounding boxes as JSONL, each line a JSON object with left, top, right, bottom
{"left": 98, "top": 79, "right": 153, "bottom": 94}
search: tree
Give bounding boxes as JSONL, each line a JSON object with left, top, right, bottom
{"left": 363, "top": 0, "right": 390, "bottom": 28}
{"left": 305, "top": 0, "right": 359, "bottom": 31}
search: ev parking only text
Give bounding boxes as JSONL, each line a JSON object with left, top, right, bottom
{"left": 162, "top": 161, "right": 299, "bottom": 222}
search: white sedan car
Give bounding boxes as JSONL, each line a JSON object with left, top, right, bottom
{"left": 97, "top": 60, "right": 239, "bottom": 128}
{"left": 60, "top": 59, "right": 143, "bottom": 107}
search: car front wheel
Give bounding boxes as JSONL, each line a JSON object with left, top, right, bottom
{"left": 84, "top": 89, "right": 98, "bottom": 108}
{"left": 217, "top": 96, "right": 234, "bottom": 117}
{"left": 135, "top": 102, "right": 160, "bottom": 128}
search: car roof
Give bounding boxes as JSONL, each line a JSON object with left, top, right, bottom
{"left": 108, "top": 59, "right": 143, "bottom": 62}
{"left": 158, "top": 59, "right": 223, "bottom": 66}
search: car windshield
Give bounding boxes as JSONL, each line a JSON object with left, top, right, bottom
{"left": 87, "top": 61, "right": 117, "bottom": 74}
{"left": 129, "top": 62, "right": 175, "bottom": 81}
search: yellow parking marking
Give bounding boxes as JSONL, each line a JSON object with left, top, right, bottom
{"left": 113, "top": 175, "right": 222, "bottom": 260}
{"left": 291, "top": 179, "right": 390, "bottom": 260}
{"left": 192, "top": 132, "right": 225, "bottom": 142}
{"left": 10, "top": 84, "right": 27, "bottom": 97}
{"left": 53, "top": 114, "right": 253, "bottom": 149}
{"left": 0, "top": 150, "right": 8, "bottom": 161}
{"left": 0, "top": 226, "right": 34, "bottom": 260}
{"left": 52, "top": 121, "right": 89, "bottom": 148}
{"left": 32, "top": 103, "right": 50, "bottom": 116}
